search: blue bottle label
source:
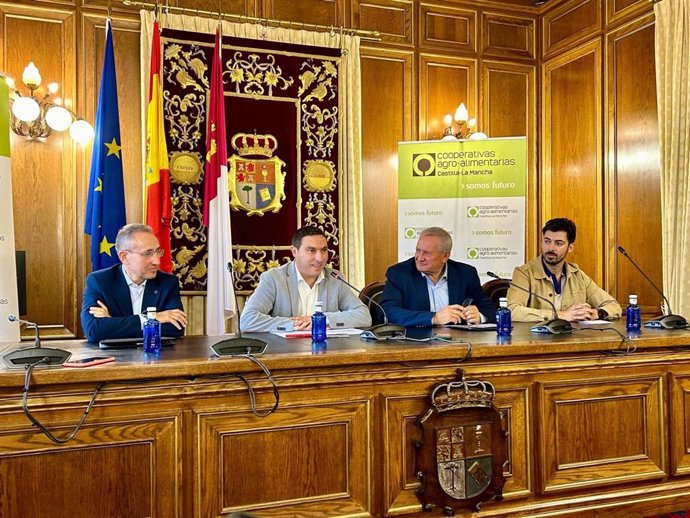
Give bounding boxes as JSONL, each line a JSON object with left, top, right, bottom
{"left": 143, "top": 318, "right": 162, "bottom": 353}
{"left": 311, "top": 311, "right": 327, "bottom": 342}
{"left": 496, "top": 307, "right": 511, "bottom": 337}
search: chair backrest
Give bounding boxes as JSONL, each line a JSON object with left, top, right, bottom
{"left": 482, "top": 278, "right": 510, "bottom": 307}
{"left": 359, "top": 280, "right": 386, "bottom": 325}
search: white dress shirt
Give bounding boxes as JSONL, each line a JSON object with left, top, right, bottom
{"left": 122, "top": 267, "right": 147, "bottom": 327}
{"left": 295, "top": 268, "right": 325, "bottom": 316}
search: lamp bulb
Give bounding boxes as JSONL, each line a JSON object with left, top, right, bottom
{"left": 69, "top": 119, "right": 94, "bottom": 145}
{"left": 11, "top": 96, "right": 40, "bottom": 122}
{"left": 454, "top": 103, "right": 469, "bottom": 123}
{"left": 469, "top": 131, "right": 488, "bottom": 140}
{"left": 21, "top": 62, "right": 42, "bottom": 89}
{"left": 45, "top": 106, "right": 73, "bottom": 131}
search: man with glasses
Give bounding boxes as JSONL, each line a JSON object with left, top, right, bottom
{"left": 81, "top": 224, "right": 187, "bottom": 341}
{"left": 380, "top": 227, "right": 495, "bottom": 326}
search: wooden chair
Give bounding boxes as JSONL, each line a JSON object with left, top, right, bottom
{"left": 482, "top": 278, "right": 511, "bottom": 306}
{"left": 359, "top": 280, "right": 386, "bottom": 325}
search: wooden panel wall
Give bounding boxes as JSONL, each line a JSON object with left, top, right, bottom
{"left": 2, "top": 0, "right": 659, "bottom": 336}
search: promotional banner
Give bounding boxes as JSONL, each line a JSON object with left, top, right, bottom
{"left": 398, "top": 138, "right": 527, "bottom": 283}
{"left": 0, "top": 79, "right": 20, "bottom": 343}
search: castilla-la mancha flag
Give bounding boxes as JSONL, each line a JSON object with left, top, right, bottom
{"left": 203, "top": 27, "right": 236, "bottom": 335}
{"left": 145, "top": 19, "right": 172, "bottom": 272}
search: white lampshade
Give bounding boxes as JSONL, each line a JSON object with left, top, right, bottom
{"left": 47, "top": 82, "right": 59, "bottom": 94}
{"left": 454, "top": 103, "right": 469, "bottom": 123}
{"left": 469, "top": 131, "right": 488, "bottom": 140}
{"left": 441, "top": 134, "right": 458, "bottom": 141}
{"left": 45, "top": 106, "right": 73, "bottom": 131}
{"left": 5, "top": 76, "right": 15, "bottom": 89}
{"left": 443, "top": 113, "right": 453, "bottom": 126}
{"left": 11, "top": 96, "right": 40, "bottom": 122}
{"left": 69, "top": 119, "right": 94, "bottom": 144}
{"left": 21, "top": 62, "right": 42, "bottom": 89}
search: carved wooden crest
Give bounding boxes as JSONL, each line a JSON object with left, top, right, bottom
{"left": 413, "top": 370, "right": 508, "bottom": 515}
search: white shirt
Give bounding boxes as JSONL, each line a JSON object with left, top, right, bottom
{"left": 421, "top": 264, "right": 486, "bottom": 324}
{"left": 295, "top": 268, "right": 325, "bottom": 316}
{"left": 122, "top": 267, "right": 147, "bottom": 327}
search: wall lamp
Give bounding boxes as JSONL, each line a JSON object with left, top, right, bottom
{"left": 7, "top": 62, "right": 94, "bottom": 145}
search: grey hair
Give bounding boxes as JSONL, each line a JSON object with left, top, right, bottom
{"left": 115, "top": 224, "right": 154, "bottom": 253}
{"left": 419, "top": 227, "right": 453, "bottom": 252}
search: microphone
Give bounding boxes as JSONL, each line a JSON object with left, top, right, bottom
{"left": 486, "top": 272, "right": 573, "bottom": 334}
{"left": 617, "top": 246, "right": 688, "bottom": 329}
{"left": 329, "top": 271, "right": 406, "bottom": 340}
{"left": 3, "top": 316, "right": 72, "bottom": 368}
{"left": 209, "top": 263, "right": 267, "bottom": 357}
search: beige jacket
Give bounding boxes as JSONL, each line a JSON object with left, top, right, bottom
{"left": 507, "top": 256, "right": 622, "bottom": 322}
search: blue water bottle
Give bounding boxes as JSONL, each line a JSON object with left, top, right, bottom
{"left": 143, "top": 306, "right": 162, "bottom": 353}
{"left": 626, "top": 294, "right": 641, "bottom": 332}
{"left": 311, "top": 301, "right": 327, "bottom": 343}
{"left": 496, "top": 297, "right": 512, "bottom": 337}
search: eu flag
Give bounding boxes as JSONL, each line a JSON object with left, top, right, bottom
{"left": 84, "top": 19, "right": 126, "bottom": 271}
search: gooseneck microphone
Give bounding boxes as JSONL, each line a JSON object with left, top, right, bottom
{"left": 329, "top": 271, "right": 406, "bottom": 340}
{"left": 617, "top": 246, "right": 688, "bottom": 329}
{"left": 3, "top": 316, "right": 72, "bottom": 368}
{"left": 486, "top": 272, "right": 573, "bottom": 334}
{"left": 209, "top": 263, "right": 267, "bottom": 357}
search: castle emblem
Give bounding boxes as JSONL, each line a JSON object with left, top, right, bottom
{"left": 227, "top": 132, "right": 286, "bottom": 216}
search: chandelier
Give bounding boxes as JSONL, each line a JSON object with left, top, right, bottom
{"left": 7, "top": 62, "right": 94, "bottom": 144}
{"left": 441, "top": 103, "right": 487, "bottom": 141}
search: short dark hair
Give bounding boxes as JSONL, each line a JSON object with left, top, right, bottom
{"left": 291, "top": 226, "right": 326, "bottom": 248}
{"left": 542, "top": 218, "right": 576, "bottom": 243}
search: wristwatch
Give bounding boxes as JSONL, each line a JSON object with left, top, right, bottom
{"left": 597, "top": 308, "right": 609, "bottom": 320}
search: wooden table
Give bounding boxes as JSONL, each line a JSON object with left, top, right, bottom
{"left": 1, "top": 323, "right": 690, "bottom": 517}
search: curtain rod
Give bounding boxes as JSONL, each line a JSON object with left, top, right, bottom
{"left": 121, "top": 0, "right": 381, "bottom": 41}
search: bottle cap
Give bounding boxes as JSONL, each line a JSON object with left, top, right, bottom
{"left": 629, "top": 294, "right": 637, "bottom": 304}
{"left": 499, "top": 297, "right": 508, "bottom": 307}
{"left": 314, "top": 301, "right": 323, "bottom": 312}
{"left": 146, "top": 306, "right": 157, "bottom": 317}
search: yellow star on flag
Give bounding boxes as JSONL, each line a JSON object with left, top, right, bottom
{"left": 104, "top": 138, "right": 122, "bottom": 158}
{"left": 99, "top": 236, "right": 116, "bottom": 256}
{"left": 94, "top": 177, "right": 103, "bottom": 192}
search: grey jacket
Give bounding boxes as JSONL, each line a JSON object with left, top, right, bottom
{"left": 240, "top": 261, "right": 372, "bottom": 332}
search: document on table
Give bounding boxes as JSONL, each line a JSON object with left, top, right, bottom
{"left": 446, "top": 323, "right": 497, "bottom": 331}
{"left": 272, "top": 328, "right": 364, "bottom": 338}
{"left": 577, "top": 320, "right": 610, "bottom": 325}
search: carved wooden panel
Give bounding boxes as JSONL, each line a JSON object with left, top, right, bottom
{"left": 383, "top": 386, "right": 531, "bottom": 515}
{"left": 0, "top": 5, "right": 77, "bottom": 337}
{"left": 606, "top": 15, "right": 660, "bottom": 309}
{"left": 0, "top": 416, "right": 179, "bottom": 518}
{"left": 419, "top": 2, "right": 476, "bottom": 52}
{"left": 197, "top": 400, "right": 371, "bottom": 516}
{"left": 670, "top": 374, "right": 690, "bottom": 475}
{"left": 543, "top": 0, "right": 601, "bottom": 57}
{"left": 482, "top": 12, "right": 536, "bottom": 60}
{"left": 361, "top": 48, "right": 413, "bottom": 284}
{"left": 419, "top": 53, "right": 476, "bottom": 141}
{"left": 265, "top": 0, "right": 347, "bottom": 27}
{"left": 538, "top": 375, "right": 666, "bottom": 493}
{"left": 605, "top": 0, "right": 652, "bottom": 28}
{"left": 355, "top": 0, "right": 413, "bottom": 46}
{"left": 542, "top": 40, "right": 602, "bottom": 284}
{"left": 482, "top": 60, "right": 537, "bottom": 259}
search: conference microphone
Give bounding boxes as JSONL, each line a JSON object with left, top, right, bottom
{"left": 209, "top": 263, "right": 267, "bottom": 357}
{"left": 3, "top": 315, "right": 72, "bottom": 368}
{"left": 486, "top": 272, "right": 573, "bottom": 334}
{"left": 617, "top": 246, "right": 688, "bottom": 329}
{"left": 329, "top": 271, "right": 406, "bottom": 340}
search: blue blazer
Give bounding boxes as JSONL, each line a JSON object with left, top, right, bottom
{"left": 380, "top": 258, "right": 496, "bottom": 327}
{"left": 80, "top": 264, "right": 185, "bottom": 342}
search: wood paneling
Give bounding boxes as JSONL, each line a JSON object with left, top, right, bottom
{"left": 542, "top": 39, "right": 602, "bottom": 283}
{"left": 538, "top": 375, "right": 666, "bottom": 493}
{"left": 355, "top": 0, "right": 413, "bottom": 45}
{"left": 198, "top": 400, "right": 371, "bottom": 516}
{"left": 606, "top": 0, "right": 652, "bottom": 28}
{"left": 670, "top": 374, "right": 690, "bottom": 476}
{"left": 419, "top": 3, "right": 476, "bottom": 52}
{"left": 265, "top": 0, "right": 347, "bottom": 27}
{"left": 543, "top": 0, "right": 601, "bottom": 57}
{"left": 1, "top": 5, "right": 77, "bottom": 337}
{"left": 606, "top": 15, "right": 660, "bottom": 308}
{"left": 419, "top": 53, "right": 476, "bottom": 141}
{"left": 482, "top": 61, "right": 537, "bottom": 259}
{"left": 482, "top": 12, "right": 536, "bottom": 60}
{"left": 361, "top": 48, "right": 413, "bottom": 284}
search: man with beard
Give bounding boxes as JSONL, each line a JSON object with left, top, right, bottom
{"left": 507, "top": 218, "right": 621, "bottom": 322}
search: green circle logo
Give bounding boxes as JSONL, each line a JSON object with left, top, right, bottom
{"left": 467, "top": 248, "right": 479, "bottom": 259}
{"left": 412, "top": 153, "right": 436, "bottom": 176}
{"left": 405, "top": 228, "right": 416, "bottom": 239}
{"left": 467, "top": 206, "right": 479, "bottom": 218}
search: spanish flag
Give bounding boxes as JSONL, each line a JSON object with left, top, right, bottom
{"left": 144, "top": 20, "right": 172, "bottom": 272}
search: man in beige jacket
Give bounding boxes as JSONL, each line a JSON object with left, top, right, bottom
{"left": 507, "top": 218, "right": 622, "bottom": 322}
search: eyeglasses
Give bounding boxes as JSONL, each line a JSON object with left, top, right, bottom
{"left": 125, "top": 247, "right": 164, "bottom": 258}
